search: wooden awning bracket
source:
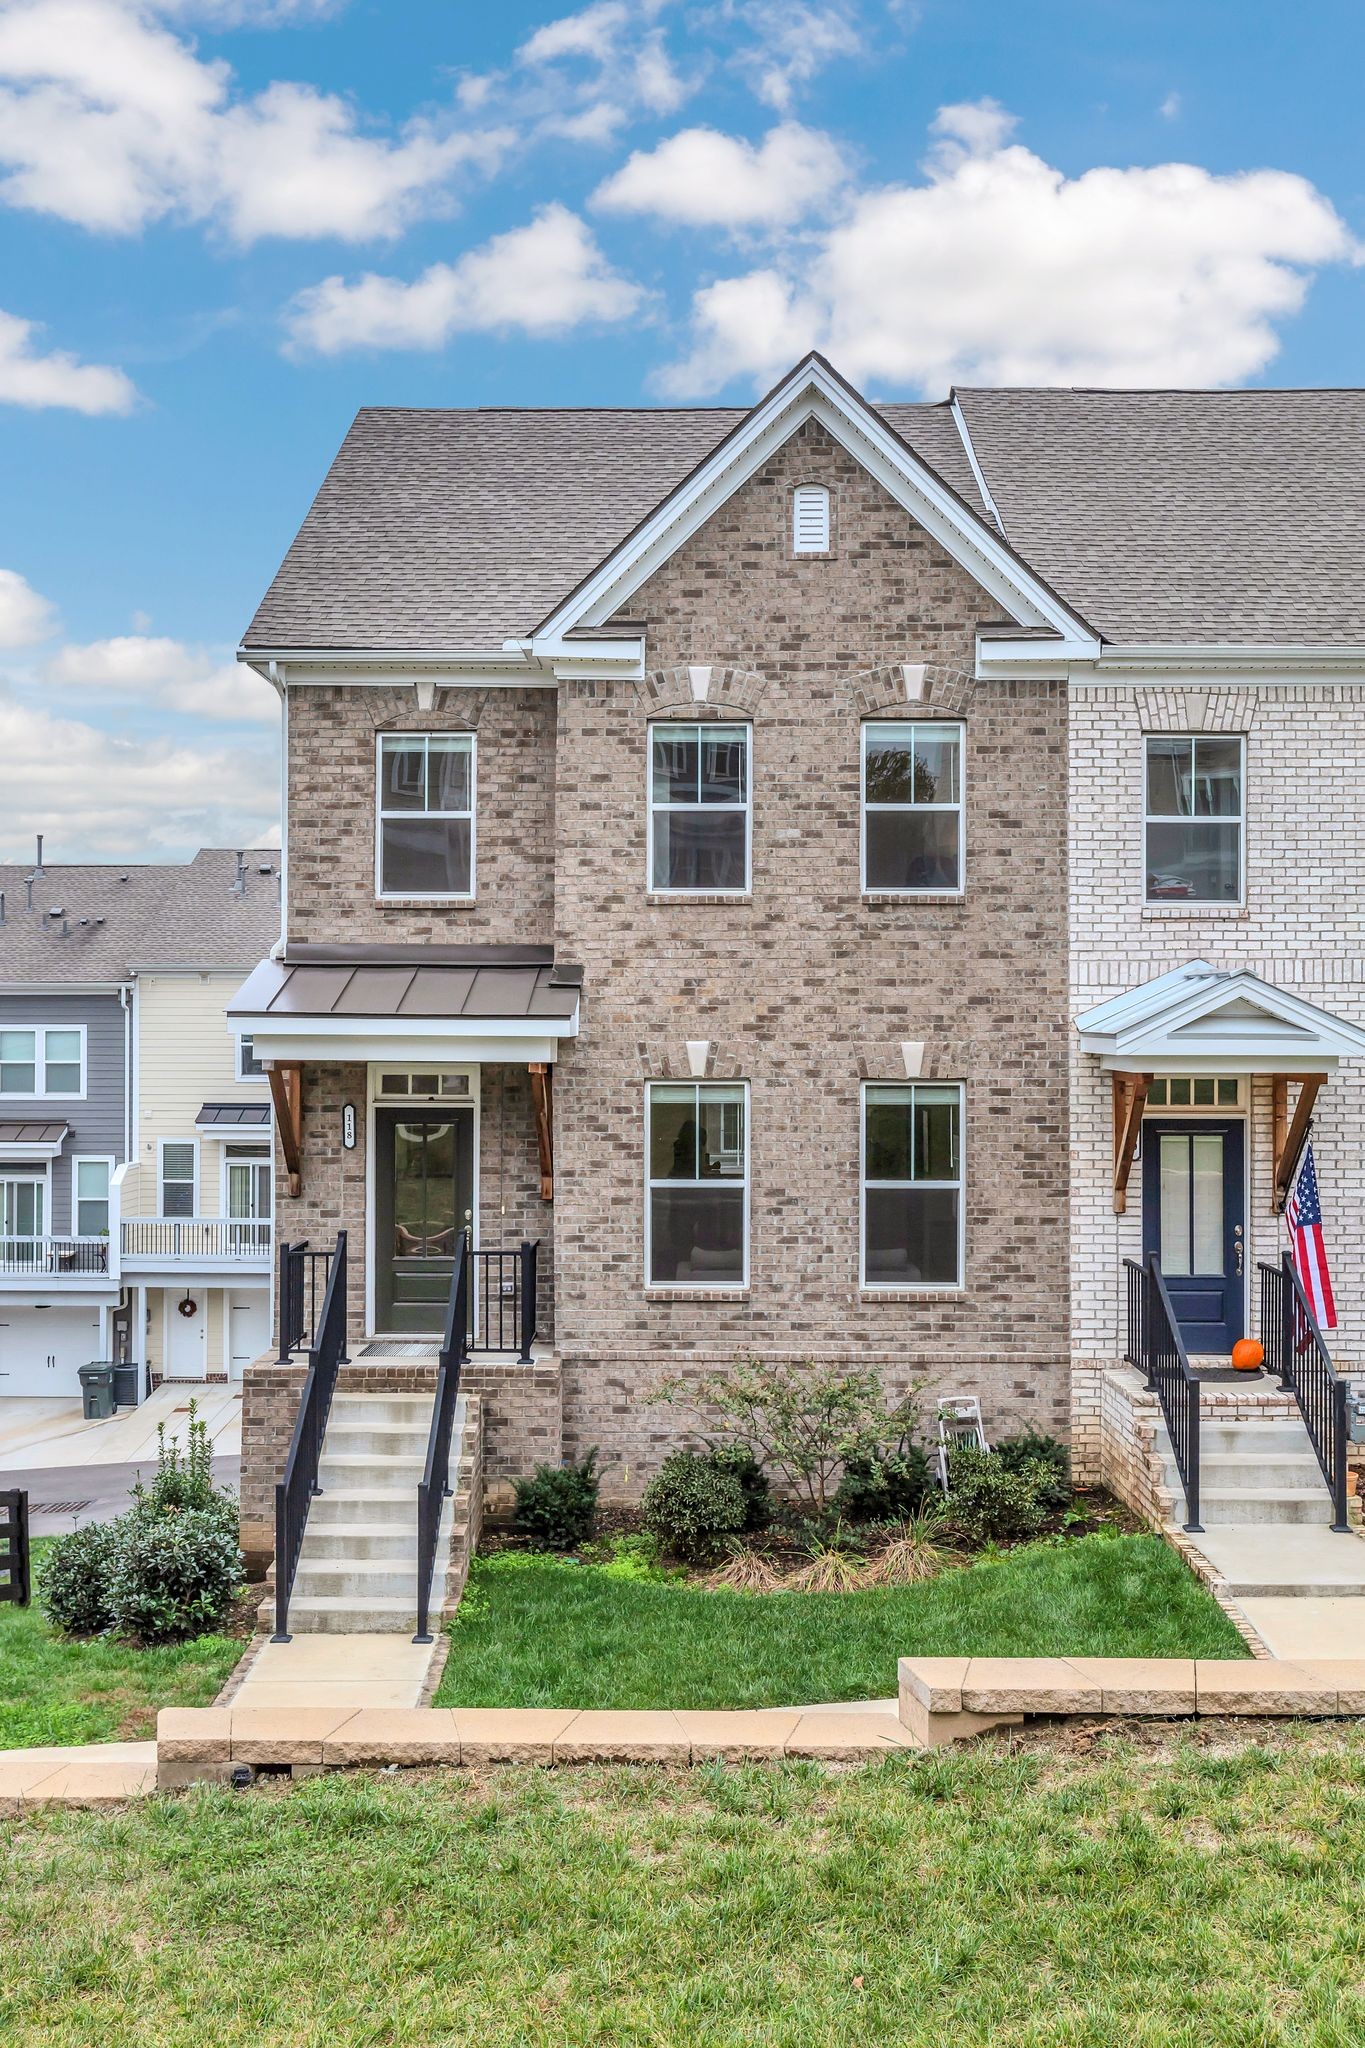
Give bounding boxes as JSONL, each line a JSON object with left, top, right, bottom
{"left": 264, "top": 1060, "right": 303, "bottom": 1199}
{"left": 1272, "top": 1073, "right": 1326, "bottom": 1214}
{"left": 1111, "top": 1072, "right": 1151, "bottom": 1214}
{"left": 528, "top": 1062, "right": 554, "bottom": 1202}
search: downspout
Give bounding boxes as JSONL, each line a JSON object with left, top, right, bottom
{"left": 270, "top": 659, "right": 288, "bottom": 958}
{"left": 117, "top": 982, "right": 133, "bottom": 1356}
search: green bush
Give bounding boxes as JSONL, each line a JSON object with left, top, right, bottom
{"left": 706, "top": 1444, "right": 771, "bottom": 1531}
{"left": 107, "top": 1505, "right": 243, "bottom": 1644}
{"left": 642, "top": 1452, "right": 747, "bottom": 1563}
{"left": 36, "top": 1521, "right": 121, "bottom": 1636}
{"left": 946, "top": 1447, "right": 1051, "bottom": 1544}
{"left": 834, "top": 1445, "right": 932, "bottom": 1524}
{"left": 513, "top": 1449, "right": 599, "bottom": 1550}
{"left": 994, "top": 1432, "right": 1072, "bottom": 1514}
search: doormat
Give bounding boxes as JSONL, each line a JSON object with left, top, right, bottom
{"left": 356, "top": 1341, "right": 440, "bottom": 1359}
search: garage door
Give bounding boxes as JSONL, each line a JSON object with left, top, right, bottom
{"left": 0, "top": 1307, "right": 102, "bottom": 1397}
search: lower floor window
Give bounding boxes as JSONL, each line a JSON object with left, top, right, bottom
{"left": 646, "top": 1081, "right": 747, "bottom": 1286}
{"left": 862, "top": 1082, "right": 963, "bottom": 1287}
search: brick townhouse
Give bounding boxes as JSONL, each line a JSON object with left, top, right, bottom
{"left": 231, "top": 355, "right": 1365, "bottom": 1585}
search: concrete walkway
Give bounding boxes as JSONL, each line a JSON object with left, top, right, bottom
{"left": 0, "top": 1385, "right": 242, "bottom": 1471}
{"left": 227, "top": 1633, "right": 439, "bottom": 1712}
{"left": 1190, "top": 1523, "right": 1365, "bottom": 1599}
{"left": 1239, "top": 1597, "right": 1365, "bottom": 1659}
{"left": 0, "top": 1741, "right": 156, "bottom": 1813}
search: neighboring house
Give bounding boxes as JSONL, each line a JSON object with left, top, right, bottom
{"left": 0, "top": 847, "right": 280, "bottom": 1400}
{"left": 230, "top": 352, "right": 1365, "bottom": 1561}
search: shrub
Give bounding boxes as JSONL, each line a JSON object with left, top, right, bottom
{"left": 37, "top": 1521, "right": 122, "bottom": 1636}
{"left": 833, "top": 1444, "right": 932, "bottom": 1524}
{"left": 866, "top": 1510, "right": 956, "bottom": 1586}
{"left": 705, "top": 1443, "right": 771, "bottom": 1531}
{"left": 107, "top": 1505, "right": 243, "bottom": 1644}
{"left": 660, "top": 1358, "right": 924, "bottom": 1515}
{"left": 642, "top": 1452, "right": 747, "bottom": 1563}
{"left": 513, "top": 1449, "right": 599, "bottom": 1550}
{"left": 994, "top": 1432, "right": 1072, "bottom": 1514}
{"left": 945, "top": 1446, "right": 1051, "bottom": 1544}
{"left": 787, "top": 1529, "right": 871, "bottom": 1593}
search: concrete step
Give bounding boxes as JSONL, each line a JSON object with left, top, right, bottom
{"left": 324, "top": 1424, "right": 432, "bottom": 1460}
{"left": 258, "top": 1593, "right": 421, "bottom": 1635}
{"left": 1199, "top": 1420, "right": 1313, "bottom": 1456}
{"left": 1196, "top": 1488, "right": 1334, "bottom": 1526}
{"left": 301, "top": 1524, "right": 417, "bottom": 1561}
{"left": 1191, "top": 1453, "right": 1326, "bottom": 1490}
{"left": 1187, "top": 1523, "right": 1365, "bottom": 1598}
{"left": 318, "top": 1453, "right": 425, "bottom": 1487}
{"left": 330, "top": 1391, "right": 435, "bottom": 1424}
{"left": 293, "top": 1559, "right": 420, "bottom": 1601}
{"left": 309, "top": 1488, "right": 419, "bottom": 1525}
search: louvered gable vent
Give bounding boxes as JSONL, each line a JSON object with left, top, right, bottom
{"left": 792, "top": 484, "right": 830, "bottom": 554}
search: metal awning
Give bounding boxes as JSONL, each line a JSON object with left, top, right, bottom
{"left": 195, "top": 1103, "right": 272, "bottom": 1137}
{"left": 1076, "top": 959, "right": 1365, "bottom": 1074}
{"left": 0, "top": 1120, "right": 69, "bottom": 1160}
{"left": 228, "top": 942, "right": 582, "bottom": 1064}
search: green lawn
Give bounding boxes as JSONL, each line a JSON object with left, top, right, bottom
{"left": 3, "top": 1736, "right": 1364, "bottom": 2045}
{"left": 435, "top": 1534, "right": 1247, "bottom": 1712}
{"left": 0, "top": 1540, "right": 242, "bottom": 1750}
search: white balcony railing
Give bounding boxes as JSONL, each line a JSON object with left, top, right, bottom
{"left": 0, "top": 1235, "right": 111, "bottom": 1278}
{"left": 120, "top": 1217, "right": 273, "bottom": 1263}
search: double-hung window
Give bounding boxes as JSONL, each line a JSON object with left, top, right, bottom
{"left": 0, "top": 1027, "right": 83, "bottom": 1097}
{"left": 237, "top": 1033, "right": 265, "bottom": 1079}
{"left": 1144, "top": 735, "right": 1243, "bottom": 903}
{"left": 649, "top": 723, "right": 750, "bottom": 893}
{"left": 376, "top": 732, "right": 475, "bottom": 899}
{"left": 862, "top": 722, "right": 964, "bottom": 893}
{"left": 73, "top": 1158, "right": 111, "bottom": 1237}
{"left": 646, "top": 1081, "right": 748, "bottom": 1287}
{"left": 862, "top": 1082, "right": 963, "bottom": 1288}
{"left": 160, "top": 1142, "right": 197, "bottom": 1219}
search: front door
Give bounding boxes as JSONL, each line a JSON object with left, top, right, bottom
{"left": 1142, "top": 1118, "right": 1245, "bottom": 1354}
{"left": 374, "top": 1108, "right": 474, "bottom": 1335}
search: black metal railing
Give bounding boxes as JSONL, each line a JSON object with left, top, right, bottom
{"left": 277, "top": 1240, "right": 337, "bottom": 1360}
{"left": 414, "top": 1235, "right": 470, "bottom": 1645}
{"left": 0, "top": 1489, "right": 30, "bottom": 1607}
{"left": 1124, "top": 1254, "right": 1202, "bottom": 1531}
{"left": 470, "top": 1242, "right": 539, "bottom": 1361}
{"left": 272, "top": 1231, "right": 348, "bottom": 1642}
{"left": 0, "top": 1235, "right": 108, "bottom": 1276}
{"left": 1258, "top": 1254, "right": 1350, "bottom": 1532}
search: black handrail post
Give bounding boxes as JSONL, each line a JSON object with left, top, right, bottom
{"left": 1278, "top": 1252, "right": 1295, "bottom": 1392}
{"left": 519, "top": 1240, "right": 537, "bottom": 1363}
{"left": 276, "top": 1239, "right": 293, "bottom": 1360}
{"left": 1185, "top": 1384, "right": 1202, "bottom": 1532}
{"left": 271, "top": 1229, "right": 348, "bottom": 1644}
{"left": 414, "top": 1235, "right": 468, "bottom": 1644}
{"left": 1331, "top": 1379, "right": 1351, "bottom": 1532}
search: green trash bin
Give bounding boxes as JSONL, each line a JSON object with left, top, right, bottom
{"left": 78, "top": 1362, "right": 116, "bottom": 1421}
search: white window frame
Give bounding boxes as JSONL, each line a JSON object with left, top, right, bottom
{"left": 158, "top": 1137, "right": 199, "bottom": 1220}
{"left": 236, "top": 1033, "right": 267, "bottom": 1082}
{"left": 646, "top": 721, "right": 752, "bottom": 898}
{"left": 0, "top": 1170, "right": 47, "bottom": 1244}
{"left": 1143, "top": 733, "right": 1245, "bottom": 907}
{"left": 861, "top": 720, "right": 966, "bottom": 897}
{"left": 374, "top": 730, "right": 477, "bottom": 902}
{"left": 71, "top": 1154, "right": 114, "bottom": 1240}
{"left": 0, "top": 1024, "right": 87, "bottom": 1099}
{"left": 792, "top": 483, "right": 831, "bottom": 554}
{"left": 644, "top": 1079, "right": 750, "bottom": 1291}
{"left": 860, "top": 1080, "right": 966, "bottom": 1292}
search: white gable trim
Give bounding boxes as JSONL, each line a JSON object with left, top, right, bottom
{"left": 528, "top": 356, "right": 1099, "bottom": 662}
{"left": 1077, "top": 961, "right": 1365, "bottom": 1073}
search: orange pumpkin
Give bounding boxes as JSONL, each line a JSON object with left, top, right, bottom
{"left": 1231, "top": 1337, "right": 1265, "bottom": 1373}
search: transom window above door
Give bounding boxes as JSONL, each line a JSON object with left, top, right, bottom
{"left": 1146, "top": 1077, "right": 1242, "bottom": 1108}
{"left": 1144, "top": 735, "right": 1243, "bottom": 903}
{"left": 376, "top": 732, "right": 475, "bottom": 899}
{"left": 649, "top": 723, "right": 750, "bottom": 894}
{"left": 862, "top": 722, "right": 964, "bottom": 894}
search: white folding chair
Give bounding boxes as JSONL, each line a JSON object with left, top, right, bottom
{"left": 936, "top": 1395, "right": 989, "bottom": 1493}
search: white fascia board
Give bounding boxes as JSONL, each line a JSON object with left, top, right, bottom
{"left": 0, "top": 982, "right": 130, "bottom": 997}
{"left": 1117, "top": 973, "right": 1365, "bottom": 1052}
{"left": 1093, "top": 1051, "right": 1343, "bottom": 1075}
{"left": 1079, "top": 972, "right": 1365, "bottom": 1064}
{"left": 980, "top": 643, "right": 1365, "bottom": 683}
{"left": 535, "top": 362, "right": 1094, "bottom": 651}
{"left": 1075, "top": 961, "right": 1220, "bottom": 1038}
{"left": 249, "top": 1024, "right": 567, "bottom": 1063}
{"left": 976, "top": 635, "right": 1102, "bottom": 674}
{"left": 0, "top": 1137, "right": 68, "bottom": 1160}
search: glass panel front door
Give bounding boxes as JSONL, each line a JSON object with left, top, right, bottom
{"left": 374, "top": 1108, "right": 474, "bottom": 1334}
{"left": 0, "top": 1178, "right": 43, "bottom": 1264}
{"left": 1142, "top": 1118, "right": 1244, "bottom": 1353}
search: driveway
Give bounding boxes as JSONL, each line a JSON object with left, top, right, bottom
{"left": 0, "top": 1384, "right": 242, "bottom": 1472}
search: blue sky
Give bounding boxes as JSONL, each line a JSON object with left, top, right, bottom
{"left": 2, "top": 0, "right": 1364, "bottom": 862}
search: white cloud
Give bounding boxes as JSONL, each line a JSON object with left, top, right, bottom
{"left": 44, "top": 634, "right": 277, "bottom": 721}
{"left": 517, "top": 2, "right": 630, "bottom": 66}
{"left": 1160, "top": 91, "right": 1182, "bottom": 121}
{"left": 498, "top": 2, "right": 693, "bottom": 140}
{"left": 0, "top": 690, "right": 278, "bottom": 860}
{"left": 594, "top": 120, "right": 847, "bottom": 228}
{"left": 659, "top": 101, "right": 1361, "bottom": 394}
{"left": 734, "top": 1, "right": 861, "bottom": 113}
{"left": 0, "top": 307, "right": 137, "bottom": 413}
{"left": 285, "top": 203, "right": 645, "bottom": 355}
{"left": 0, "top": 0, "right": 505, "bottom": 242}
{"left": 0, "top": 569, "right": 58, "bottom": 648}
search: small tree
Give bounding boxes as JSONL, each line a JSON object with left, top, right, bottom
{"left": 658, "top": 1357, "right": 924, "bottom": 1516}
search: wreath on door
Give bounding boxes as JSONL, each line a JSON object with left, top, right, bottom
{"left": 177, "top": 1295, "right": 199, "bottom": 1319}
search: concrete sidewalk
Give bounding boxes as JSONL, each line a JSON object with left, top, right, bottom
{"left": 0, "top": 1386, "right": 242, "bottom": 1472}
{"left": 227, "top": 1633, "right": 439, "bottom": 1712}
{"left": 0, "top": 1742, "right": 156, "bottom": 1813}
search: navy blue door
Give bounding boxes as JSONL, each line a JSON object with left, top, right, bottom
{"left": 1142, "top": 1119, "right": 1245, "bottom": 1354}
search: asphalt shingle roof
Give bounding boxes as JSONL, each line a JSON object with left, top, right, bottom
{"left": 241, "top": 383, "right": 1365, "bottom": 655}
{"left": 0, "top": 848, "right": 282, "bottom": 985}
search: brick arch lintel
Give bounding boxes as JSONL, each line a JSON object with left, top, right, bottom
{"left": 633, "top": 665, "right": 769, "bottom": 718}
{"left": 849, "top": 661, "right": 974, "bottom": 718}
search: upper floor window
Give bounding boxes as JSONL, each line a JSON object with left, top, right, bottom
{"left": 862, "top": 721, "right": 964, "bottom": 894}
{"left": 376, "top": 732, "right": 475, "bottom": 900}
{"left": 792, "top": 484, "right": 830, "bottom": 554}
{"left": 0, "top": 1026, "right": 84, "bottom": 1097}
{"left": 646, "top": 1080, "right": 748, "bottom": 1287}
{"left": 649, "top": 723, "right": 750, "bottom": 894}
{"left": 73, "top": 1157, "right": 111, "bottom": 1237}
{"left": 237, "top": 1034, "right": 265, "bottom": 1080}
{"left": 1145, "top": 735, "right": 1243, "bottom": 903}
{"left": 862, "top": 1081, "right": 963, "bottom": 1289}
{"left": 160, "top": 1141, "right": 197, "bottom": 1219}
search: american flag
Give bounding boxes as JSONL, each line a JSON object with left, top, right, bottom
{"left": 1287, "top": 1143, "right": 1337, "bottom": 1330}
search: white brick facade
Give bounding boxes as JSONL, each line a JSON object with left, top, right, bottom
{"left": 1069, "top": 678, "right": 1365, "bottom": 1470}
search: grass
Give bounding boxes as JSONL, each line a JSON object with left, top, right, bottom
{"left": 435, "top": 1534, "right": 1247, "bottom": 1712}
{"left": 2, "top": 1734, "right": 1365, "bottom": 2045}
{"left": 0, "top": 1541, "right": 242, "bottom": 1749}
